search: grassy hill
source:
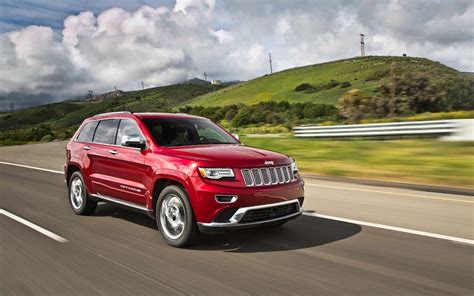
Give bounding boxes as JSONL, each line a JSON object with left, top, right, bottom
{"left": 0, "top": 84, "right": 223, "bottom": 131}
{"left": 189, "top": 56, "right": 462, "bottom": 107}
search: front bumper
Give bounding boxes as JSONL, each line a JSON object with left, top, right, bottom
{"left": 189, "top": 176, "right": 305, "bottom": 224}
{"left": 198, "top": 199, "right": 302, "bottom": 232}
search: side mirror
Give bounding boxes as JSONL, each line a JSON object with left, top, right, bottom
{"left": 232, "top": 134, "right": 240, "bottom": 141}
{"left": 121, "top": 135, "right": 146, "bottom": 149}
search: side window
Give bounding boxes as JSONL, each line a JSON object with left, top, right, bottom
{"left": 116, "top": 119, "right": 143, "bottom": 146}
{"left": 76, "top": 121, "right": 98, "bottom": 142}
{"left": 93, "top": 119, "right": 119, "bottom": 144}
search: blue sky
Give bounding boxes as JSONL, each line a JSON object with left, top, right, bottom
{"left": 0, "top": 0, "right": 176, "bottom": 32}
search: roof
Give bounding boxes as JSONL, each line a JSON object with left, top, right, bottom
{"left": 91, "top": 111, "right": 205, "bottom": 120}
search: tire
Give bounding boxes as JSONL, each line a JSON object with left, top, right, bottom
{"left": 68, "top": 171, "right": 97, "bottom": 215}
{"left": 155, "top": 185, "right": 199, "bottom": 247}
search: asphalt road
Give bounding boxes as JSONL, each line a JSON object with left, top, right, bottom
{"left": 1, "top": 142, "right": 473, "bottom": 295}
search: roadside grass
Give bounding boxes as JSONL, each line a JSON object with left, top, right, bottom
{"left": 241, "top": 136, "right": 474, "bottom": 188}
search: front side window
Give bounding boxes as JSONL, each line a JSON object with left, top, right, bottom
{"left": 93, "top": 119, "right": 119, "bottom": 144}
{"left": 143, "top": 118, "right": 238, "bottom": 147}
{"left": 116, "top": 119, "right": 144, "bottom": 146}
{"left": 76, "top": 121, "right": 98, "bottom": 142}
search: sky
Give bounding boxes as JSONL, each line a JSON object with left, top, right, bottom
{"left": 0, "top": 0, "right": 473, "bottom": 109}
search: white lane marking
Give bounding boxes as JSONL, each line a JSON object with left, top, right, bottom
{"left": 303, "top": 212, "right": 474, "bottom": 246}
{"left": 305, "top": 183, "right": 474, "bottom": 204}
{"left": 0, "top": 209, "right": 68, "bottom": 243}
{"left": 0, "top": 161, "right": 63, "bottom": 174}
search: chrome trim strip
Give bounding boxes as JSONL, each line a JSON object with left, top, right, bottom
{"left": 200, "top": 199, "right": 301, "bottom": 228}
{"left": 91, "top": 193, "right": 151, "bottom": 212}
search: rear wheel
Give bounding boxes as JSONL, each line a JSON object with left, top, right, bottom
{"left": 156, "top": 185, "right": 199, "bottom": 247}
{"left": 68, "top": 171, "right": 97, "bottom": 215}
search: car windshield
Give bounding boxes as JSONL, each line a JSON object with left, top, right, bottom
{"left": 142, "top": 117, "right": 239, "bottom": 147}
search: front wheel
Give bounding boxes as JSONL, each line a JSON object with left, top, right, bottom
{"left": 156, "top": 185, "right": 199, "bottom": 247}
{"left": 68, "top": 171, "right": 97, "bottom": 215}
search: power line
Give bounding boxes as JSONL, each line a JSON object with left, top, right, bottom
{"left": 360, "top": 34, "right": 365, "bottom": 57}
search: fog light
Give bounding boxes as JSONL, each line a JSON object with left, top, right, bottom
{"left": 215, "top": 195, "right": 238, "bottom": 203}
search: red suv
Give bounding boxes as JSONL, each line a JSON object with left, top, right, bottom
{"left": 65, "top": 111, "right": 304, "bottom": 247}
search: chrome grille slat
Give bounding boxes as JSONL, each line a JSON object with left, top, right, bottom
{"left": 241, "top": 165, "right": 296, "bottom": 187}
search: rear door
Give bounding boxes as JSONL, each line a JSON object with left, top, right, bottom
{"left": 89, "top": 119, "right": 120, "bottom": 198}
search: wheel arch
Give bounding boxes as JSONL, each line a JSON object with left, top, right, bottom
{"left": 151, "top": 176, "right": 194, "bottom": 212}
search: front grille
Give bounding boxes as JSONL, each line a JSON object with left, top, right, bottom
{"left": 239, "top": 202, "right": 299, "bottom": 224}
{"left": 241, "top": 165, "right": 295, "bottom": 187}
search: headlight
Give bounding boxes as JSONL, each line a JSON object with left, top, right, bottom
{"left": 198, "top": 167, "right": 235, "bottom": 180}
{"left": 291, "top": 161, "right": 298, "bottom": 173}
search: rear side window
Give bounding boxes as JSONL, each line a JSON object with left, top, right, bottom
{"left": 93, "top": 119, "right": 119, "bottom": 144}
{"left": 76, "top": 121, "right": 98, "bottom": 142}
{"left": 116, "top": 119, "right": 143, "bottom": 145}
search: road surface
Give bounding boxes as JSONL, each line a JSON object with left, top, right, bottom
{"left": 0, "top": 142, "right": 473, "bottom": 295}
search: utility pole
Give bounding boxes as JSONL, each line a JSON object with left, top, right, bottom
{"left": 10, "top": 103, "right": 14, "bottom": 113}
{"left": 269, "top": 53, "right": 273, "bottom": 75}
{"left": 360, "top": 34, "right": 365, "bottom": 57}
{"left": 203, "top": 72, "right": 207, "bottom": 81}
{"left": 141, "top": 81, "right": 144, "bottom": 90}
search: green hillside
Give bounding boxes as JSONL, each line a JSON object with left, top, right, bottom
{"left": 0, "top": 84, "right": 223, "bottom": 131}
{"left": 189, "top": 56, "right": 461, "bottom": 107}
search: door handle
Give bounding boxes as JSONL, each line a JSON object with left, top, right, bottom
{"left": 83, "top": 146, "right": 91, "bottom": 151}
{"left": 108, "top": 149, "right": 118, "bottom": 155}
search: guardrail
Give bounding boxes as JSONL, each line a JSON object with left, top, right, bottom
{"left": 293, "top": 119, "right": 474, "bottom": 141}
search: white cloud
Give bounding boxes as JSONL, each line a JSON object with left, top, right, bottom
{"left": 0, "top": 0, "right": 473, "bottom": 108}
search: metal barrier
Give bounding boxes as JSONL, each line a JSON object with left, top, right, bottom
{"left": 293, "top": 119, "right": 474, "bottom": 141}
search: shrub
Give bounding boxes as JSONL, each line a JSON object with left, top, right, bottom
{"left": 295, "top": 83, "right": 313, "bottom": 92}
{"left": 41, "top": 134, "right": 54, "bottom": 142}
{"left": 232, "top": 111, "right": 251, "bottom": 126}
{"left": 340, "top": 81, "right": 352, "bottom": 88}
{"left": 339, "top": 89, "right": 375, "bottom": 122}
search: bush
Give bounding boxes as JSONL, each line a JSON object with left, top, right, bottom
{"left": 41, "top": 134, "right": 54, "bottom": 142}
{"left": 339, "top": 89, "right": 375, "bottom": 122}
{"left": 232, "top": 111, "right": 251, "bottom": 126}
{"left": 295, "top": 83, "right": 313, "bottom": 92}
{"left": 340, "top": 81, "right": 352, "bottom": 88}
{"left": 181, "top": 101, "right": 339, "bottom": 128}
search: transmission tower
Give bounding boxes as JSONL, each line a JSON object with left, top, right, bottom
{"left": 10, "top": 103, "right": 14, "bottom": 113}
{"left": 269, "top": 53, "right": 273, "bottom": 75}
{"left": 360, "top": 34, "right": 365, "bottom": 57}
{"left": 204, "top": 72, "right": 207, "bottom": 81}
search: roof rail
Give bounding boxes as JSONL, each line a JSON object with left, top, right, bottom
{"left": 94, "top": 111, "right": 132, "bottom": 117}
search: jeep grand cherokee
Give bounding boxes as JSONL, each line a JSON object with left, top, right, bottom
{"left": 65, "top": 111, "right": 304, "bottom": 247}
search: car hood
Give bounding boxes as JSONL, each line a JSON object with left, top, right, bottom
{"left": 161, "top": 144, "right": 291, "bottom": 168}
